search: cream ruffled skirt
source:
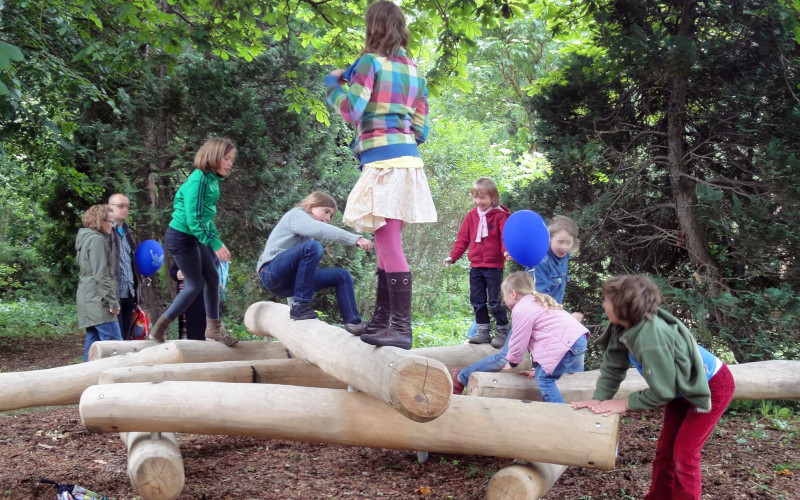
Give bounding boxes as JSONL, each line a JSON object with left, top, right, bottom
{"left": 343, "top": 157, "right": 438, "bottom": 233}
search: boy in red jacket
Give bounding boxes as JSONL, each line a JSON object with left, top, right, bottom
{"left": 444, "top": 178, "right": 511, "bottom": 346}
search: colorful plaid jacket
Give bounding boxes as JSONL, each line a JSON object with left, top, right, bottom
{"left": 325, "top": 49, "right": 430, "bottom": 165}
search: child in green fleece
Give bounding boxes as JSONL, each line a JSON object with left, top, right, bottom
{"left": 571, "top": 275, "right": 735, "bottom": 500}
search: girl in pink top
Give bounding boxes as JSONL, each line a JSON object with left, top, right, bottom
{"left": 501, "top": 271, "right": 589, "bottom": 403}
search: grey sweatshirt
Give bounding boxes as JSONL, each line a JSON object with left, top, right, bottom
{"left": 256, "top": 207, "right": 361, "bottom": 273}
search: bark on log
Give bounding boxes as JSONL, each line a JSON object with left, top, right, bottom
{"left": 80, "top": 382, "right": 619, "bottom": 470}
{"left": 121, "top": 432, "right": 184, "bottom": 500}
{"left": 0, "top": 343, "right": 183, "bottom": 412}
{"left": 466, "top": 360, "right": 800, "bottom": 401}
{"left": 244, "top": 301, "right": 452, "bottom": 422}
{"left": 88, "top": 340, "right": 291, "bottom": 362}
{"left": 486, "top": 463, "right": 569, "bottom": 500}
{"left": 100, "top": 359, "right": 347, "bottom": 389}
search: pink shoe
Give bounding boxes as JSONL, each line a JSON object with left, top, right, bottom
{"left": 451, "top": 369, "right": 464, "bottom": 395}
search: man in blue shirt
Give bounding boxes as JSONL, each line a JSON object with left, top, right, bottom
{"left": 108, "top": 193, "right": 139, "bottom": 340}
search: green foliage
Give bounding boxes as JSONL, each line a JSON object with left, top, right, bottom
{"left": 0, "top": 299, "right": 78, "bottom": 339}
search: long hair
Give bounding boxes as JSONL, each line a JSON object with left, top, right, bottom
{"left": 548, "top": 215, "right": 580, "bottom": 253}
{"left": 297, "top": 191, "right": 338, "bottom": 213}
{"left": 363, "top": 1, "right": 409, "bottom": 57}
{"left": 471, "top": 177, "right": 500, "bottom": 207}
{"left": 194, "top": 137, "right": 236, "bottom": 174}
{"left": 501, "top": 271, "right": 561, "bottom": 310}
{"left": 601, "top": 275, "right": 661, "bottom": 326}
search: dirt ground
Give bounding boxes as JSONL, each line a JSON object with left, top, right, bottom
{"left": 1, "top": 334, "right": 799, "bottom": 499}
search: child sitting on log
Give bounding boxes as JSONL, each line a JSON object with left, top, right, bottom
{"left": 571, "top": 274, "right": 735, "bottom": 499}
{"left": 498, "top": 271, "right": 589, "bottom": 403}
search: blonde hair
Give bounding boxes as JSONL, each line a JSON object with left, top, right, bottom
{"left": 82, "top": 204, "right": 111, "bottom": 232}
{"left": 194, "top": 137, "right": 236, "bottom": 174}
{"left": 471, "top": 177, "right": 500, "bottom": 207}
{"left": 501, "top": 271, "right": 561, "bottom": 310}
{"left": 601, "top": 275, "right": 662, "bottom": 326}
{"left": 363, "top": 1, "right": 409, "bottom": 58}
{"left": 297, "top": 191, "right": 338, "bottom": 213}
{"left": 549, "top": 215, "right": 581, "bottom": 253}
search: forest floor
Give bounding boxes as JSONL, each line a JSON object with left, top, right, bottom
{"left": 1, "top": 334, "right": 799, "bottom": 500}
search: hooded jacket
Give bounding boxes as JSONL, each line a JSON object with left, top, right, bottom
{"left": 593, "top": 308, "right": 712, "bottom": 411}
{"left": 448, "top": 205, "right": 511, "bottom": 268}
{"left": 76, "top": 228, "right": 119, "bottom": 329}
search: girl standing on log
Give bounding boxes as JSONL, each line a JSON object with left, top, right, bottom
{"left": 257, "top": 192, "right": 373, "bottom": 326}
{"left": 324, "top": 0, "right": 436, "bottom": 350}
{"left": 572, "top": 275, "right": 735, "bottom": 500}
{"left": 76, "top": 204, "right": 122, "bottom": 361}
{"left": 149, "top": 137, "right": 238, "bottom": 346}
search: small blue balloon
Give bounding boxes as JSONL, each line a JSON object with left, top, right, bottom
{"left": 135, "top": 239, "right": 165, "bottom": 277}
{"left": 503, "top": 210, "right": 550, "bottom": 268}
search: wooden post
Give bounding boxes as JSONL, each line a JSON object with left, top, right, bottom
{"left": 88, "top": 339, "right": 291, "bottom": 362}
{"left": 466, "top": 360, "right": 800, "bottom": 401}
{"left": 121, "top": 432, "right": 184, "bottom": 500}
{"left": 244, "top": 301, "right": 452, "bottom": 422}
{"left": 0, "top": 343, "right": 182, "bottom": 412}
{"left": 80, "top": 382, "right": 619, "bottom": 470}
{"left": 486, "top": 463, "right": 568, "bottom": 500}
{"left": 100, "top": 359, "right": 347, "bottom": 389}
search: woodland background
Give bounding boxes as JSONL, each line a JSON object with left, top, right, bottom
{"left": 1, "top": 0, "right": 800, "bottom": 369}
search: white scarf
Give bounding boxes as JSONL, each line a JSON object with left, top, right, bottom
{"left": 475, "top": 207, "right": 495, "bottom": 243}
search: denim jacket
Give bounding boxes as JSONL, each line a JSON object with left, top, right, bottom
{"left": 527, "top": 249, "right": 570, "bottom": 304}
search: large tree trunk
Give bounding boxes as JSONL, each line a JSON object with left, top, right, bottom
{"left": 121, "top": 432, "right": 184, "bottom": 500}
{"left": 487, "top": 463, "right": 569, "bottom": 500}
{"left": 80, "top": 382, "right": 620, "bottom": 470}
{"left": 244, "top": 301, "right": 452, "bottom": 422}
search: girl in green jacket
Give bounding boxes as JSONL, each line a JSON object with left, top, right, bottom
{"left": 149, "top": 137, "right": 238, "bottom": 346}
{"left": 572, "top": 275, "right": 735, "bottom": 500}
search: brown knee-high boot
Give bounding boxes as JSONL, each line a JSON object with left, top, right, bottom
{"left": 360, "top": 271, "right": 412, "bottom": 350}
{"left": 346, "top": 269, "right": 390, "bottom": 336}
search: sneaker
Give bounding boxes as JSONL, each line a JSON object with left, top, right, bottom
{"left": 290, "top": 302, "right": 319, "bottom": 320}
{"left": 451, "top": 369, "right": 464, "bottom": 395}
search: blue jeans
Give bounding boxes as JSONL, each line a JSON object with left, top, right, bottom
{"left": 458, "top": 331, "right": 511, "bottom": 385}
{"left": 259, "top": 240, "right": 361, "bottom": 325}
{"left": 84, "top": 321, "right": 122, "bottom": 361}
{"left": 469, "top": 267, "right": 508, "bottom": 326}
{"left": 535, "top": 334, "right": 587, "bottom": 403}
{"left": 163, "top": 227, "right": 220, "bottom": 322}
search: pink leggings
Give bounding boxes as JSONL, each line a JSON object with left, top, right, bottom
{"left": 374, "top": 219, "right": 408, "bottom": 272}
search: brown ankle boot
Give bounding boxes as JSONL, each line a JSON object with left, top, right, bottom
{"left": 205, "top": 318, "right": 238, "bottom": 346}
{"left": 346, "top": 269, "right": 390, "bottom": 336}
{"left": 148, "top": 316, "right": 172, "bottom": 343}
{"left": 360, "top": 272, "right": 412, "bottom": 350}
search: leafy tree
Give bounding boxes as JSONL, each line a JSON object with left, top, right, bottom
{"left": 523, "top": 0, "right": 800, "bottom": 361}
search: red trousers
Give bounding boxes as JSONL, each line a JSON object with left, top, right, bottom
{"left": 645, "top": 364, "right": 735, "bottom": 500}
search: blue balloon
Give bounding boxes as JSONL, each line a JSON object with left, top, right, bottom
{"left": 502, "top": 210, "right": 550, "bottom": 268}
{"left": 135, "top": 239, "right": 165, "bottom": 277}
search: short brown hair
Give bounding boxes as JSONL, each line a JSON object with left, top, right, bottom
{"left": 471, "top": 177, "right": 500, "bottom": 207}
{"left": 601, "top": 274, "right": 662, "bottom": 326}
{"left": 194, "top": 137, "right": 236, "bottom": 173}
{"left": 82, "top": 204, "right": 111, "bottom": 232}
{"left": 297, "top": 191, "right": 338, "bottom": 213}
{"left": 548, "top": 215, "right": 581, "bottom": 253}
{"left": 363, "top": 1, "right": 409, "bottom": 57}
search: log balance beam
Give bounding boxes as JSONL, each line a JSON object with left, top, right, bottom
{"left": 466, "top": 360, "right": 800, "bottom": 401}
{"left": 244, "top": 301, "right": 452, "bottom": 422}
{"left": 79, "top": 381, "right": 619, "bottom": 470}
{"left": 121, "top": 432, "right": 184, "bottom": 500}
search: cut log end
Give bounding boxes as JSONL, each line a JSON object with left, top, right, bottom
{"left": 389, "top": 358, "right": 452, "bottom": 422}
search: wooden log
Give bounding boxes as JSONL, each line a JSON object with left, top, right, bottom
{"left": 244, "top": 301, "right": 452, "bottom": 422}
{"left": 466, "top": 360, "right": 800, "bottom": 401}
{"left": 89, "top": 338, "right": 531, "bottom": 372}
{"left": 80, "top": 382, "right": 619, "bottom": 470}
{"left": 121, "top": 432, "right": 184, "bottom": 500}
{"left": 100, "top": 359, "right": 347, "bottom": 389}
{"left": 88, "top": 339, "right": 291, "bottom": 362}
{"left": 486, "top": 463, "right": 569, "bottom": 500}
{"left": 0, "top": 343, "right": 183, "bottom": 412}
